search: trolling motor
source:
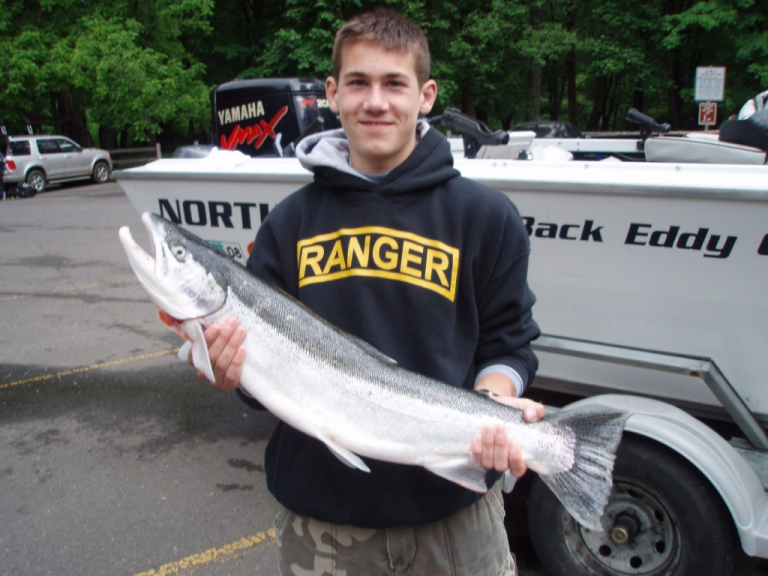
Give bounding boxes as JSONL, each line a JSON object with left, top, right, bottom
{"left": 626, "top": 108, "right": 671, "bottom": 149}
{"left": 429, "top": 108, "right": 510, "bottom": 159}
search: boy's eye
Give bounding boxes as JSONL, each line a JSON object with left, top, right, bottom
{"left": 387, "top": 77, "right": 411, "bottom": 88}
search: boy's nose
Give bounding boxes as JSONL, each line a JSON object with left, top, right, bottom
{"left": 364, "top": 85, "right": 389, "bottom": 111}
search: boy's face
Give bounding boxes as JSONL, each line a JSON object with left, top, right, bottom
{"left": 326, "top": 40, "right": 437, "bottom": 175}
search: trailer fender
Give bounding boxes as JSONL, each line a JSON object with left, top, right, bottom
{"left": 562, "top": 393, "right": 768, "bottom": 556}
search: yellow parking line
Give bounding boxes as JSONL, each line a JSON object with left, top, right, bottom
{"left": 135, "top": 529, "right": 276, "bottom": 576}
{"left": 0, "top": 348, "right": 180, "bottom": 389}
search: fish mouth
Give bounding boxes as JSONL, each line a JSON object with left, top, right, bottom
{"left": 119, "top": 213, "right": 227, "bottom": 322}
{"left": 122, "top": 212, "right": 171, "bottom": 278}
{"left": 119, "top": 217, "right": 184, "bottom": 325}
{"left": 119, "top": 220, "right": 157, "bottom": 286}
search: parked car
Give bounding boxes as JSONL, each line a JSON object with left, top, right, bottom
{"left": 510, "top": 120, "right": 582, "bottom": 139}
{"left": 4, "top": 135, "right": 112, "bottom": 193}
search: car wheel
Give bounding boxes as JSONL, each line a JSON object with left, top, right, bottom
{"left": 92, "top": 161, "right": 110, "bottom": 184}
{"left": 26, "top": 169, "right": 47, "bottom": 193}
{"left": 528, "top": 434, "right": 738, "bottom": 576}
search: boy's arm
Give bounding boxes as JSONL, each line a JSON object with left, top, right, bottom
{"left": 471, "top": 200, "right": 543, "bottom": 476}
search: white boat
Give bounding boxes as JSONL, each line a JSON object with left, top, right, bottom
{"left": 116, "top": 151, "right": 768, "bottom": 427}
{"left": 469, "top": 105, "right": 768, "bottom": 164}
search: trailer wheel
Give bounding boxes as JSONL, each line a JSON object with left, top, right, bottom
{"left": 528, "top": 434, "right": 738, "bottom": 576}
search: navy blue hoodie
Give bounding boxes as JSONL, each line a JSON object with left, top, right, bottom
{"left": 245, "top": 122, "right": 539, "bottom": 528}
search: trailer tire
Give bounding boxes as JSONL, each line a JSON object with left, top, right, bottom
{"left": 528, "top": 434, "right": 738, "bottom": 576}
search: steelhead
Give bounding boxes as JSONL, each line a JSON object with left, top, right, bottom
{"left": 119, "top": 212, "right": 628, "bottom": 531}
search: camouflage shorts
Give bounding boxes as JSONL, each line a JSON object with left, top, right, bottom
{"left": 274, "top": 483, "right": 516, "bottom": 576}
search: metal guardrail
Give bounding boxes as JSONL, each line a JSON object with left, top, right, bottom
{"left": 532, "top": 334, "right": 768, "bottom": 451}
{"left": 110, "top": 144, "right": 162, "bottom": 166}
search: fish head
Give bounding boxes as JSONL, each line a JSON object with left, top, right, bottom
{"left": 119, "top": 212, "right": 228, "bottom": 321}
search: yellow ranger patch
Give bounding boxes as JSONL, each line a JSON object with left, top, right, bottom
{"left": 297, "top": 227, "right": 460, "bottom": 302}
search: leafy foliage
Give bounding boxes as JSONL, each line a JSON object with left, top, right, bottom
{"left": 0, "top": 0, "right": 211, "bottom": 143}
{"left": 66, "top": 16, "right": 209, "bottom": 139}
{"left": 1, "top": 0, "right": 766, "bottom": 147}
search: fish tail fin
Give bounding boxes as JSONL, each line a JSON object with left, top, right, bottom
{"left": 537, "top": 408, "right": 629, "bottom": 531}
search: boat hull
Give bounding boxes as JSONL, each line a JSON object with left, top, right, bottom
{"left": 116, "top": 157, "right": 768, "bottom": 426}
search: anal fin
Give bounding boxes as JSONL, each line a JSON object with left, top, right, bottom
{"left": 425, "top": 458, "right": 489, "bottom": 493}
{"left": 320, "top": 435, "right": 371, "bottom": 473}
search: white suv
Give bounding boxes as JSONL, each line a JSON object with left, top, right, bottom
{"left": 4, "top": 135, "right": 112, "bottom": 193}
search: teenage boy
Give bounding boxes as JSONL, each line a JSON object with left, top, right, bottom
{"left": 196, "top": 9, "right": 543, "bottom": 575}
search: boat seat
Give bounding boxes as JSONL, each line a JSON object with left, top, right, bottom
{"left": 644, "top": 133, "right": 767, "bottom": 164}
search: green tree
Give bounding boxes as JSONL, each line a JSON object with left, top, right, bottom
{"left": 572, "top": 0, "right": 667, "bottom": 130}
{"left": 427, "top": 0, "right": 531, "bottom": 126}
{"left": 660, "top": 0, "right": 767, "bottom": 124}
{"left": 3, "top": 0, "right": 767, "bottom": 145}
{"left": 0, "top": 0, "right": 212, "bottom": 147}
{"left": 660, "top": 0, "right": 741, "bottom": 126}
{"left": 66, "top": 15, "right": 210, "bottom": 144}
{"left": 735, "top": 1, "right": 768, "bottom": 89}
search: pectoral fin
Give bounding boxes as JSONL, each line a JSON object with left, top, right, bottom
{"left": 178, "top": 340, "right": 193, "bottom": 362}
{"left": 180, "top": 320, "right": 215, "bottom": 382}
{"left": 425, "top": 459, "right": 489, "bottom": 493}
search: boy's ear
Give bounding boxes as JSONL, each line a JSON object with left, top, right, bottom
{"left": 420, "top": 79, "right": 438, "bottom": 115}
{"left": 326, "top": 77, "right": 340, "bottom": 113}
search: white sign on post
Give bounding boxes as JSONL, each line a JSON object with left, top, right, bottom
{"left": 695, "top": 67, "right": 726, "bottom": 102}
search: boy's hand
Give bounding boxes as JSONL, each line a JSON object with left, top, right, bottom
{"left": 472, "top": 395, "right": 545, "bottom": 477}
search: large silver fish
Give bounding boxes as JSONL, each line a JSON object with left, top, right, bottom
{"left": 119, "top": 212, "right": 628, "bottom": 531}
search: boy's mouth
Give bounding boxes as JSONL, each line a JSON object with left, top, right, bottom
{"left": 360, "top": 120, "right": 394, "bottom": 130}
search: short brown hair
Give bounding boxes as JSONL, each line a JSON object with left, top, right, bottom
{"left": 331, "top": 9, "right": 431, "bottom": 86}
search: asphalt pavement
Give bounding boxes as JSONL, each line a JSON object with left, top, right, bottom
{"left": 1, "top": 183, "right": 281, "bottom": 575}
{"left": 2, "top": 181, "right": 766, "bottom": 576}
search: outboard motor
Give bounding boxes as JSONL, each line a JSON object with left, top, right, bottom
{"left": 429, "top": 108, "right": 509, "bottom": 159}
{"left": 212, "top": 78, "right": 341, "bottom": 158}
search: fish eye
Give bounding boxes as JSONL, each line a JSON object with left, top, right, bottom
{"left": 170, "top": 243, "right": 187, "bottom": 260}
